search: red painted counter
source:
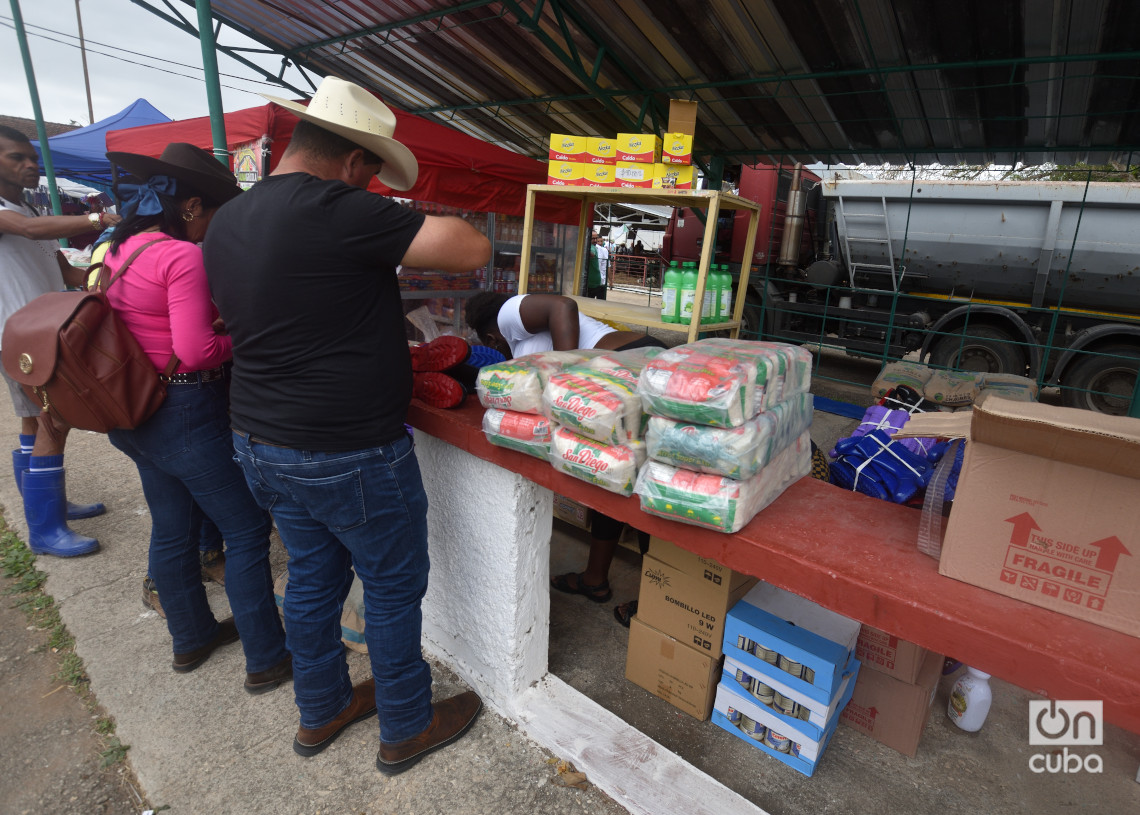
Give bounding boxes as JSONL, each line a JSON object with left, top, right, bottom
{"left": 409, "top": 398, "right": 1140, "bottom": 733}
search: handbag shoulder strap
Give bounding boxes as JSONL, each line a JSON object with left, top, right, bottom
{"left": 96, "top": 237, "right": 173, "bottom": 292}
{"left": 95, "top": 236, "right": 181, "bottom": 377}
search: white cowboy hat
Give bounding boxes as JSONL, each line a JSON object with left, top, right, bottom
{"left": 262, "top": 77, "right": 419, "bottom": 191}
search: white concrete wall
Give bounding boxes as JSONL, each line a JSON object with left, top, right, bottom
{"left": 416, "top": 431, "right": 552, "bottom": 710}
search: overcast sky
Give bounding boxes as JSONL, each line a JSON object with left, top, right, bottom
{"left": 1, "top": 0, "right": 312, "bottom": 125}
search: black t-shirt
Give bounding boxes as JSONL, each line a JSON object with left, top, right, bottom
{"left": 203, "top": 172, "right": 425, "bottom": 451}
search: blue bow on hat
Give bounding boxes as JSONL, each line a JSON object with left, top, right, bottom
{"left": 117, "top": 175, "right": 178, "bottom": 218}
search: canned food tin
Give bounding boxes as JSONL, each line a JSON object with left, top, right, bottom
{"left": 763, "top": 729, "right": 792, "bottom": 753}
{"left": 797, "top": 704, "right": 811, "bottom": 721}
{"left": 736, "top": 635, "right": 755, "bottom": 654}
{"left": 733, "top": 667, "right": 753, "bottom": 690}
{"left": 725, "top": 706, "right": 742, "bottom": 724}
{"left": 754, "top": 643, "right": 779, "bottom": 664}
{"left": 801, "top": 666, "right": 816, "bottom": 684}
{"left": 773, "top": 691, "right": 796, "bottom": 717}
{"left": 751, "top": 681, "right": 775, "bottom": 705}
{"left": 778, "top": 654, "right": 803, "bottom": 678}
{"left": 739, "top": 714, "right": 766, "bottom": 740}
{"left": 790, "top": 740, "right": 802, "bottom": 757}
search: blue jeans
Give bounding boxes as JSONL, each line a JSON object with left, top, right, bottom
{"left": 231, "top": 430, "right": 433, "bottom": 743}
{"left": 109, "top": 379, "right": 286, "bottom": 672}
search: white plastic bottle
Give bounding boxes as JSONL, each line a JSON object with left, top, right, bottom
{"left": 947, "top": 667, "right": 993, "bottom": 732}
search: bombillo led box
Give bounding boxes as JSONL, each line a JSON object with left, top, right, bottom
{"left": 897, "top": 399, "right": 1140, "bottom": 639}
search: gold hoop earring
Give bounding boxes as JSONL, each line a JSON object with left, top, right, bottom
{"left": 181, "top": 211, "right": 195, "bottom": 222}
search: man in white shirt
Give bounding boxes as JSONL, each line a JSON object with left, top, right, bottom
{"left": 0, "top": 125, "right": 119, "bottom": 557}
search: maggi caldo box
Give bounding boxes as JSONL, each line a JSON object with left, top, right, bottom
{"left": 547, "top": 160, "right": 583, "bottom": 187}
{"left": 581, "top": 163, "right": 615, "bottom": 188}
{"left": 662, "top": 132, "right": 694, "bottom": 165}
{"left": 653, "top": 163, "right": 694, "bottom": 190}
{"left": 585, "top": 136, "right": 617, "bottom": 165}
{"left": 616, "top": 133, "right": 662, "bottom": 163}
{"left": 548, "top": 133, "right": 586, "bottom": 163}
{"left": 896, "top": 399, "right": 1140, "bottom": 639}
{"left": 615, "top": 161, "right": 655, "bottom": 188}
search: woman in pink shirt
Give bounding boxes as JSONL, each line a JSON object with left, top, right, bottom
{"left": 101, "top": 144, "right": 290, "bottom": 692}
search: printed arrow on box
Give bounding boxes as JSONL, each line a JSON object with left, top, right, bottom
{"left": 1005, "top": 512, "right": 1041, "bottom": 547}
{"left": 1086, "top": 536, "right": 1131, "bottom": 572}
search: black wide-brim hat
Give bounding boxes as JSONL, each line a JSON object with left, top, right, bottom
{"left": 106, "top": 142, "right": 242, "bottom": 205}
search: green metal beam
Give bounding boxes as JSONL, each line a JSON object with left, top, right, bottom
{"left": 9, "top": 0, "right": 63, "bottom": 222}
{"left": 128, "top": 0, "right": 317, "bottom": 98}
{"left": 195, "top": 0, "right": 228, "bottom": 164}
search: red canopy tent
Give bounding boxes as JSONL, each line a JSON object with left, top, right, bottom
{"left": 105, "top": 101, "right": 580, "bottom": 225}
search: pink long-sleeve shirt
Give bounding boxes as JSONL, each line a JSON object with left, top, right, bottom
{"left": 103, "top": 233, "right": 232, "bottom": 373}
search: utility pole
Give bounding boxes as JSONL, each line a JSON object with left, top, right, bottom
{"left": 75, "top": 0, "right": 95, "bottom": 124}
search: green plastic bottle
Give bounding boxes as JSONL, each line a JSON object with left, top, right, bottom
{"left": 661, "top": 261, "right": 682, "bottom": 323}
{"left": 679, "top": 262, "right": 698, "bottom": 325}
{"left": 716, "top": 264, "right": 734, "bottom": 322}
{"left": 700, "top": 263, "right": 716, "bottom": 324}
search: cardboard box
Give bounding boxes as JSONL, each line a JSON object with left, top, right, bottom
{"left": 839, "top": 650, "right": 942, "bottom": 757}
{"left": 898, "top": 399, "right": 1140, "bottom": 638}
{"left": 626, "top": 616, "right": 721, "bottom": 720}
{"left": 668, "top": 99, "right": 699, "bottom": 135}
{"left": 724, "top": 582, "right": 861, "bottom": 705}
{"left": 654, "top": 163, "right": 694, "bottom": 189}
{"left": 855, "top": 625, "right": 930, "bottom": 683}
{"left": 638, "top": 546, "right": 758, "bottom": 658}
{"left": 723, "top": 654, "right": 858, "bottom": 739}
{"left": 552, "top": 493, "right": 591, "bottom": 530}
{"left": 548, "top": 133, "right": 587, "bottom": 162}
{"left": 712, "top": 682, "right": 846, "bottom": 777}
{"left": 581, "top": 163, "right": 615, "bottom": 187}
{"left": 661, "top": 134, "right": 694, "bottom": 166}
{"left": 615, "top": 133, "right": 662, "bottom": 163}
{"left": 615, "top": 161, "right": 655, "bottom": 188}
{"left": 585, "top": 136, "right": 617, "bottom": 165}
{"left": 546, "top": 160, "right": 582, "bottom": 186}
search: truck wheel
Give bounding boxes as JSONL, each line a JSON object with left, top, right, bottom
{"left": 929, "top": 326, "right": 1027, "bottom": 374}
{"left": 1060, "top": 345, "right": 1140, "bottom": 415}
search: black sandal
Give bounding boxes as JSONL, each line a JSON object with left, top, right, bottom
{"left": 613, "top": 600, "right": 638, "bottom": 628}
{"left": 550, "top": 572, "right": 613, "bottom": 603}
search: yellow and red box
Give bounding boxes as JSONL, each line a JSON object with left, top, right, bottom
{"left": 548, "top": 134, "right": 587, "bottom": 163}
{"left": 615, "top": 133, "right": 662, "bottom": 163}
{"left": 615, "top": 161, "right": 655, "bottom": 188}
{"left": 581, "top": 163, "right": 615, "bottom": 187}
{"left": 585, "top": 136, "right": 617, "bottom": 165}
{"left": 547, "top": 160, "right": 583, "bottom": 186}
{"left": 662, "top": 132, "right": 694, "bottom": 165}
{"left": 653, "top": 163, "right": 694, "bottom": 189}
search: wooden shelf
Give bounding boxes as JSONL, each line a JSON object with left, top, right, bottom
{"left": 567, "top": 295, "right": 740, "bottom": 334}
{"left": 518, "top": 185, "right": 761, "bottom": 343}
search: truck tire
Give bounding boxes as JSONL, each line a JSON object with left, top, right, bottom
{"left": 1060, "top": 345, "right": 1140, "bottom": 415}
{"left": 929, "top": 325, "right": 1027, "bottom": 375}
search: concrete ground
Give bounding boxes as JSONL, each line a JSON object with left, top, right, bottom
{"left": 4, "top": 344, "right": 1139, "bottom": 814}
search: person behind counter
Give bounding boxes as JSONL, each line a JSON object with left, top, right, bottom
{"left": 465, "top": 291, "right": 663, "bottom": 624}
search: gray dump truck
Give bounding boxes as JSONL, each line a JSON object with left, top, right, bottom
{"left": 753, "top": 175, "right": 1140, "bottom": 414}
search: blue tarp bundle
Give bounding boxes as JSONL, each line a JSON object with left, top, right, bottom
{"left": 33, "top": 99, "right": 170, "bottom": 189}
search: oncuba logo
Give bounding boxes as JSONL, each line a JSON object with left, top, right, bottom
{"left": 1028, "top": 700, "right": 1103, "bottom": 774}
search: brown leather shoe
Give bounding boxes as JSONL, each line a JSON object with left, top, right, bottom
{"left": 171, "top": 618, "right": 239, "bottom": 673}
{"left": 199, "top": 550, "right": 226, "bottom": 585}
{"left": 244, "top": 654, "right": 293, "bottom": 695}
{"left": 293, "top": 678, "right": 377, "bottom": 757}
{"left": 375, "top": 691, "right": 482, "bottom": 776}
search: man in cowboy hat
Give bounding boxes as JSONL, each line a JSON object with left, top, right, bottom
{"left": 203, "top": 76, "right": 491, "bottom": 776}
{"left": 0, "top": 124, "right": 120, "bottom": 558}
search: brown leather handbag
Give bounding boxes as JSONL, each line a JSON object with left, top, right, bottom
{"left": 1, "top": 239, "right": 178, "bottom": 432}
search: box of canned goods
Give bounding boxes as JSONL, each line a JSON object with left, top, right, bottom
{"left": 712, "top": 682, "right": 843, "bottom": 778}
{"left": 724, "top": 654, "right": 860, "bottom": 739}
{"left": 723, "top": 581, "right": 860, "bottom": 706}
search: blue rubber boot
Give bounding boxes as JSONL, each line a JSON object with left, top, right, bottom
{"left": 12, "top": 449, "right": 106, "bottom": 520}
{"left": 23, "top": 467, "right": 100, "bottom": 557}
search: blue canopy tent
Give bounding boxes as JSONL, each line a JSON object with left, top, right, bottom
{"left": 33, "top": 99, "right": 170, "bottom": 190}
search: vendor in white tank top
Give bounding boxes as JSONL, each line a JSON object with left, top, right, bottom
{"left": 465, "top": 292, "right": 661, "bottom": 359}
